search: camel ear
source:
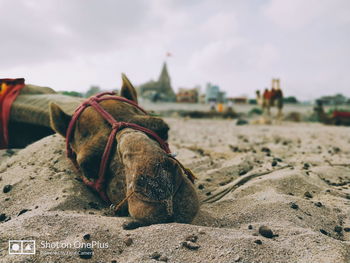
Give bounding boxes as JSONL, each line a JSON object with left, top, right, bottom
{"left": 49, "top": 102, "right": 71, "bottom": 137}
{"left": 120, "top": 73, "right": 138, "bottom": 104}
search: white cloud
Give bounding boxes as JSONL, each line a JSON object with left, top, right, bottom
{"left": 0, "top": 0, "right": 349, "bottom": 100}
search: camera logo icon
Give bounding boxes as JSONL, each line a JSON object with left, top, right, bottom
{"left": 8, "top": 240, "right": 36, "bottom": 255}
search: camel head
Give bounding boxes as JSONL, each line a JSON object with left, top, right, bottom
{"left": 49, "top": 75, "right": 199, "bottom": 226}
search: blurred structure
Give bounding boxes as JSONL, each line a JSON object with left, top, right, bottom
{"left": 138, "top": 62, "right": 176, "bottom": 102}
{"left": 317, "top": 94, "right": 348, "bottom": 105}
{"left": 227, "top": 97, "right": 248, "bottom": 104}
{"left": 205, "top": 83, "right": 226, "bottom": 103}
{"left": 176, "top": 87, "right": 199, "bottom": 103}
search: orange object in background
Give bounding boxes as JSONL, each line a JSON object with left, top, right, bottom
{"left": 217, "top": 103, "right": 223, "bottom": 112}
{"left": 0, "top": 78, "right": 26, "bottom": 148}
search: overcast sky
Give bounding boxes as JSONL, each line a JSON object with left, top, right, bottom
{"left": 1, "top": 0, "right": 349, "bottom": 100}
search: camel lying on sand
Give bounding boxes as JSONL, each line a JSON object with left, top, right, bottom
{"left": 9, "top": 76, "right": 199, "bottom": 228}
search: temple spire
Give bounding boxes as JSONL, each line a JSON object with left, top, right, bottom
{"left": 158, "top": 62, "right": 170, "bottom": 84}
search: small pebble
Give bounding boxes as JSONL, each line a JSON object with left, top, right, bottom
{"left": 150, "top": 252, "right": 161, "bottom": 260}
{"left": 254, "top": 239, "right": 262, "bottom": 245}
{"left": 239, "top": 170, "right": 247, "bottom": 176}
{"left": 123, "top": 237, "right": 133, "bottom": 246}
{"left": 290, "top": 202, "right": 299, "bottom": 209}
{"left": 258, "top": 226, "right": 274, "bottom": 238}
{"left": 78, "top": 247, "right": 93, "bottom": 259}
{"left": 344, "top": 227, "right": 350, "bottom": 232}
{"left": 334, "top": 226, "right": 342, "bottom": 233}
{"left": 234, "top": 255, "right": 241, "bottom": 262}
{"left": 248, "top": 225, "right": 253, "bottom": 230}
{"left": 261, "top": 147, "right": 270, "bottom": 153}
{"left": 0, "top": 213, "right": 7, "bottom": 222}
{"left": 314, "top": 202, "right": 323, "bottom": 207}
{"left": 18, "top": 209, "right": 30, "bottom": 216}
{"left": 83, "top": 234, "right": 91, "bottom": 240}
{"left": 181, "top": 241, "right": 200, "bottom": 250}
{"left": 271, "top": 160, "right": 277, "bottom": 167}
{"left": 3, "top": 185, "right": 12, "bottom": 193}
{"left": 185, "top": 234, "right": 198, "bottom": 242}
{"left": 304, "top": 191, "right": 313, "bottom": 198}
{"left": 303, "top": 163, "right": 310, "bottom": 169}
{"left": 320, "top": 229, "right": 329, "bottom": 236}
{"left": 111, "top": 260, "right": 117, "bottom": 263}
{"left": 197, "top": 184, "right": 204, "bottom": 190}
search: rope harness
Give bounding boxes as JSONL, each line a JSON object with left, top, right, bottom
{"left": 66, "top": 92, "right": 196, "bottom": 206}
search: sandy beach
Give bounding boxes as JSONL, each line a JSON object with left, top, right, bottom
{"left": 1, "top": 118, "right": 350, "bottom": 263}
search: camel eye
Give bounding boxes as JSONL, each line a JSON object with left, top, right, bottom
{"left": 79, "top": 156, "right": 100, "bottom": 180}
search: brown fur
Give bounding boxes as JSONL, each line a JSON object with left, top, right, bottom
{"left": 49, "top": 75, "right": 199, "bottom": 228}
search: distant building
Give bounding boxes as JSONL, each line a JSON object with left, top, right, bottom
{"left": 176, "top": 87, "right": 199, "bottom": 103}
{"left": 137, "top": 62, "right": 176, "bottom": 102}
{"left": 205, "top": 83, "right": 226, "bottom": 103}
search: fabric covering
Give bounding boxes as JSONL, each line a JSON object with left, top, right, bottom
{"left": 0, "top": 78, "right": 26, "bottom": 149}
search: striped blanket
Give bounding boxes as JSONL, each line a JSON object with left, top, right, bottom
{"left": 0, "top": 78, "right": 25, "bottom": 149}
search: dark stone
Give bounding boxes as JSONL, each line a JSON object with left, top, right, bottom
{"left": 181, "top": 241, "right": 200, "bottom": 250}
{"left": 3, "top": 185, "right": 12, "bottom": 193}
{"left": 122, "top": 220, "right": 145, "bottom": 230}
{"left": 303, "top": 163, "right": 310, "bottom": 169}
{"left": 344, "top": 227, "right": 350, "bottom": 232}
{"left": 320, "top": 229, "right": 329, "bottom": 236}
{"left": 150, "top": 252, "right": 161, "bottom": 260}
{"left": 271, "top": 160, "right": 278, "bottom": 167}
{"left": 17, "top": 209, "right": 30, "bottom": 216}
{"left": 261, "top": 147, "right": 271, "bottom": 153}
{"left": 123, "top": 237, "right": 133, "bottom": 246}
{"left": 197, "top": 184, "right": 204, "bottom": 190}
{"left": 248, "top": 225, "right": 253, "bottom": 230}
{"left": 78, "top": 247, "right": 93, "bottom": 259}
{"left": 304, "top": 191, "right": 313, "bottom": 198}
{"left": 236, "top": 119, "right": 248, "bottom": 126}
{"left": 334, "top": 226, "right": 342, "bottom": 233}
{"left": 273, "top": 157, "right": 283, "bottom": 162}
{"left": 314, "top": 202, "right": 323, "bottom": 207}
{"left": 258, "top": 226, "right": 274, "bottom": 238}
{"left": 239, "top": 170, "right": 247, "bottom": 176}
{"left": 290, "top": 202, "right": 299, "bottom": 209}
{"left": 229, "top": 145, "right": 240, "bottom": 152}
{"left": 254, "top": 240, "right": 262, "bottom": 245}
{"left": 0, "top": 213, "right": 6, "bottom": 222}
{"left": 83, "top": 234, "right": 91, "bottom": 240}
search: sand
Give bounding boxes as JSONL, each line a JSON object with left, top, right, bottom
{"left": 1, "top": 118, "right": 350, "bottom": 263}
